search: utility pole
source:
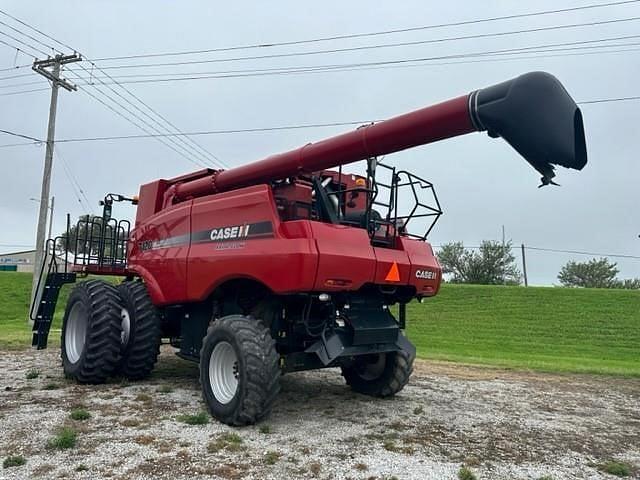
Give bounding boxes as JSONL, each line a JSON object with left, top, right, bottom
{"left": 29, "top": 53, "right": 81, "bottom": 320}
{"left": 47, "top": 196, "right": 55, "bottom": 240}
{"left": 521, "top": 243, "right": 529, "bottom": 287}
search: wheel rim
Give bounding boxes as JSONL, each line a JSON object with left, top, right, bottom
{"left": 120, "top": 308, "right": 131, "bottom": 347}
{"left": 209, "top": 341, "right": 239, "bottom": 404}
{"left": 356, "top": 354, "right": 387, "bottom": 381}
{"left": 65, "top": 301, "right": 88, "bottom": 364}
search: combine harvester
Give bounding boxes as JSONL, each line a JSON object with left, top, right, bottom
{"left": 31, "top": 72, "right": 586, "bottom": 425}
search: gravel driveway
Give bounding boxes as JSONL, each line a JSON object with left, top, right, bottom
{"left": 0, "top": 347, "right": 638, "bottom": 480}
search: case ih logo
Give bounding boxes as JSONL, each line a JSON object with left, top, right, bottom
{"left": 209, "top": 224, "right": 251, "bottom": 241}
{"left": 199, "top": 221, "right": 273, "bottom": 244}
{"left": 415, "top": 269, "right": 437, "bottom": 280}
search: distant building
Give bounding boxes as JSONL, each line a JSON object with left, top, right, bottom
{"left": 0, "top": 249, "right": 36, "bottom": 272}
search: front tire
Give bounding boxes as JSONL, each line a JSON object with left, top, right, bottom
{"left": 341, "top": 350, "right": 413, "bottom": 397}
{"left": 116, "top": 281, "right": 161, "bottom": 380}
{"left": 200, "top": 315, "right": 280, "bottom": 426}
{"left": 61, "top": 280, "right": 123, "bottom": 384}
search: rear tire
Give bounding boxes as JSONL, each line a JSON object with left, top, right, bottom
{"left": 200, "top": 315, "right": 280, "bottom": 426}
{"left": 341, "top": 350, "right": 413, "bottom": 397}
{"left": 116, "top": 281, "right": 162, "bottom": 380}
{"left": 61, "top": 280, "right": 123, "bottom": 384}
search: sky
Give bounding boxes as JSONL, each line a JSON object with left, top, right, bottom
{"left": 0, "top": 0, "right": 638, "bottom": 285}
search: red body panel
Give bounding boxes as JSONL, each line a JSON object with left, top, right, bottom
{"left": 310, "top": 223, "right": 376, "bottom": 291}
{"left": 186, "top": 185, "right": 317, "bottom": 301}
{"left": 128, "top": 201, "right": 192, "bottom": 304}
{"left": 127, "top": 184, "right": 442, "bottom": 306}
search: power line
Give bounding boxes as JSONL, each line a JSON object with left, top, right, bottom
{"left": 94, "top": 16, "right": 640, "bottom": 71}
{"left": 65, "top": 70, "right": 213, "bottom": 170}
{"left": 0, "top": 37, "right": 37, "bottom": 60}
{"left": 54, "top": 144, "right": 94, "bottom": 213}
{"left": 67, "top": 65, "right": 220, "bottom": 169}
{"left": 0, "top": 87, "right": 49, "bottom": 96}
{"left": 72, "top": 38, "right": 640, "bottom": 85}
{"left": 524, "top": 246, "right": 640, "bottom": 260}
{"left": 0, "top": 18, "right": 55, "bottom": 57}
{"left": 0, "top": 63, "right": 33, "bottom": 72}
{"left": 0, "top": 71, "right": 35, "bottom": 81}
{"left": 0, "top": 128, "right": 42, "bottom": 142}
{"left": 0, "top": 79, "right": 43, "bottom": 89}
{"left": 579, "top": 95, "right": 640, "bottom": 104}
{"left": 0, "top": 9, "right": 226, "bottom": 170}
{"left": 0, "top": 27, "right": 50, "bottom": 58}
{"left": 1, "top": 93, "right": 638, "bottom": 149}
{"left": 74, "top": 37, "right": 640, "bottom": 86}
{"left": 434, "top": 244, "right": 640, "bottom": 260}
{"left": 90, "top": 0, "right": 640, "bottom": 61}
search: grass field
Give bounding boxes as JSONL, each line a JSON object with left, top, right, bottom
{"left": 1, "top": 272, "right": 638, "bottom": 375}
{"left": 406, "top": 284, "right": 639, "bottom": 376}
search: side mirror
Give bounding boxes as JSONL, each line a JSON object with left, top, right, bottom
{"left": 470, "top": 71, "right": 587, "bottom": 184}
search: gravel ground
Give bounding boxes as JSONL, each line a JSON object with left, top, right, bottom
{"left": 0, "top": 347, "right": 638, "bottom": 480}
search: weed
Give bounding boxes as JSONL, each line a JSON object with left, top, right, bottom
{"left": 25, "top": 369, "right": 40, "bottom": 380}
{"left": 69, "top": 408, "right": 91, "bottom": 421}
{"left": 413, "top": 406, "right": 424, "bottom": 415}
{"left": 354, "top": 462, "right": 368, "bottom": 471}
{"left": 47, "top": 427, "right": 77, "bottom": 450}
{"left": 3, "top": 455, "right": 26, "bottom": 468}
{"left": 383, "top": 439, "right": 397, "bottom": 452}
{"left": 42, "top": 383, "right": 59, "bottom": 390}
{"left": 134, "top": 393, "right": 152, "bottom": 403}
{"left": 134, "top": 435, "right": 155, "bottom": 446}
{"left": 259, "top": 424, "right": 272, "bottom": 434}
{"left": 157, "top": 385, "right": 173, "bottom": 394}
{"left": 75, "top": 464, "right": 89, "bottom": 472}
{"left": 177, "top": 412, "right": 209, "bottom": 425}
{"left": 458, "top": 466, "right": 477, "bottom": 480}
{"left": 120, "top": 418, "right": 140, "bottom": 427}
{"left": 264, "top": 451, "right": 282, "bottom": 465}
{"left": 537, "top": 476, "right": 554, "bottom": 480}
{"left": 207, "top": 432, "right": 244, "bottom": 453}
{"left": 598, "top": 460, "right": 631, "bottom": 477}
{"left": 309, "top": 461, "right": 321, "bottom": 476}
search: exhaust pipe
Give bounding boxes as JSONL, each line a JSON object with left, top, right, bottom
{"left": 469, "top": 71, "right": 587, "bottom": 185}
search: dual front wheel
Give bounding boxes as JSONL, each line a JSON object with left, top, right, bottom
{"left": 61, "top": 279, "right": 161, "bottom": 384}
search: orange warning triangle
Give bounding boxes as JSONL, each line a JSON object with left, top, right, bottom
{"left": 385, "top": 262, "right": 401, "bottom": 282}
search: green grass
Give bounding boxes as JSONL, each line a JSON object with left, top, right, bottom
{"left": 176, "top": 412, "right": 209, "bottom": 425}
{"left": 3, "top": 455, "right": 26, "bottom": 468}
{"left": 598, "top": 460, "right": 632, "bottom": 477}
{"left": 47, "top": 427, "right": 77, "bottom": 450}
{"left": 207, "top": 432, "right": 244, "bottom": 453}
{"left": 69, "top": 408, "right": 91, "bottom": 421}
{"left": 458, "top": 466, "right": 477, "bottom": 480}
{"left": 1, "top": 272, "right": 638, "bottom": 375}
{"left": 0, "top": 272, "right": 117, "bottom": 349}
{"left": 406, "top": 284, "right": 640, "bottom": 376}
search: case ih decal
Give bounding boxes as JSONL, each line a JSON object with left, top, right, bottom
{"left": 193, "top": 221, "right": 274, "bottom": 244}
{"left": 139, "top": 221, "right": 274, "bottom": 251}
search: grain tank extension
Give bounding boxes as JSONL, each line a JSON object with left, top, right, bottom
{"left": 31, "top": 72, "right": 586, "bottom": 425}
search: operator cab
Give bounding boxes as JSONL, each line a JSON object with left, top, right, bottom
{"left": 272, "top": 158, "right": 442, "bottom": 248}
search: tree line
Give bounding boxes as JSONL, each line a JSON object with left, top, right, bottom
{"left": 437, "top": 241, "right": 640, "bottom": 289}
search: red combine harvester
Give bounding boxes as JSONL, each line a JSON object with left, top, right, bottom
{"left": 32, "top": 72, "right": 586, "bottom": 425}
